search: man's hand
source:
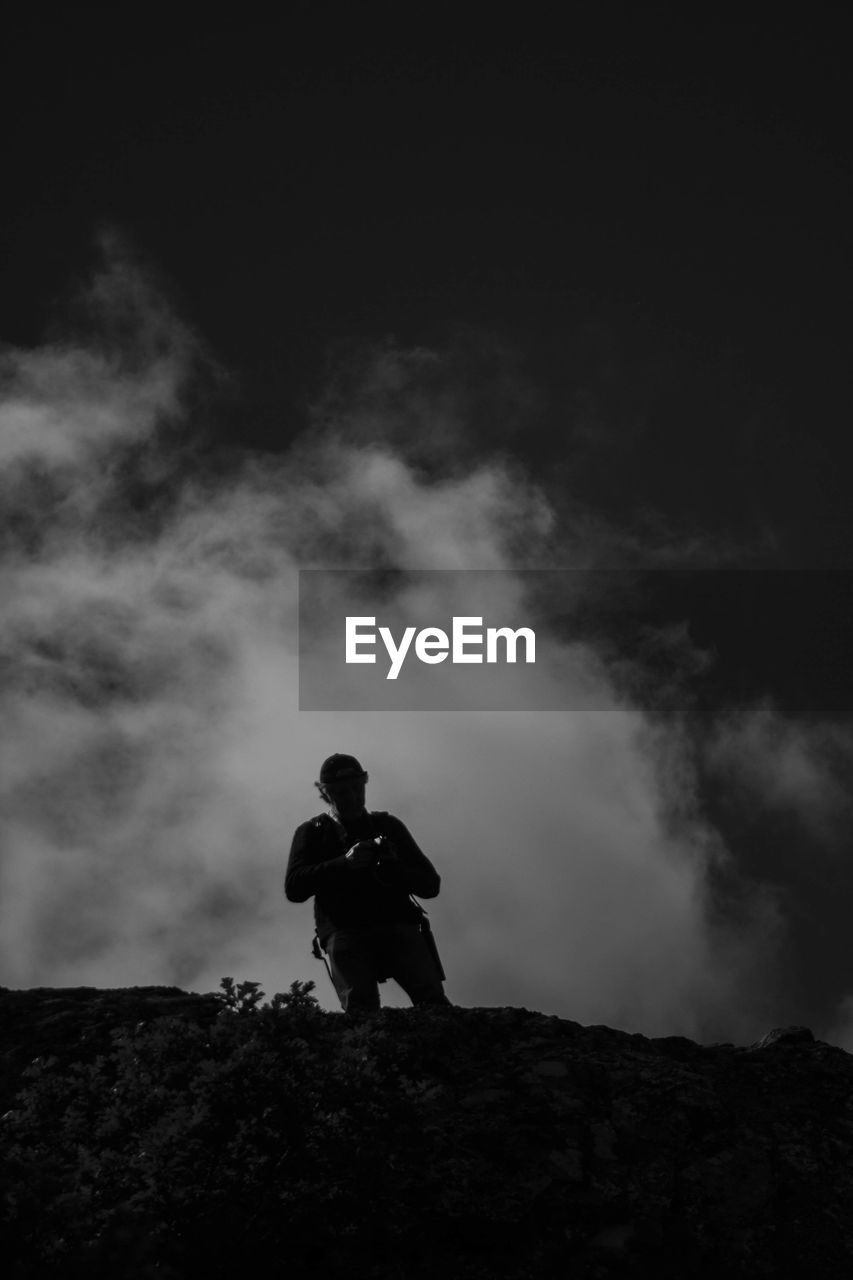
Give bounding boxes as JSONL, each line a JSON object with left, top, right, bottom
{"left": 344, "top": 839, "right": 381, "bottom": 869}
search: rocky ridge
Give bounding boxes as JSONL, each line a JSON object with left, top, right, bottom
{"left": 1, "top": 985, "right": 852, "bottom": 1277}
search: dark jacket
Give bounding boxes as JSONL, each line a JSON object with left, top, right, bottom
{"left": 284, "top": 808, "right": 441, "bottom": 945}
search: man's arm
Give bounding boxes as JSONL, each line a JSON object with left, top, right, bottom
{"left": 377, "top": 815, "right": 441, "bottom": 898}
{"left": 284, "top": 821, "right": 350, "bottom": 902}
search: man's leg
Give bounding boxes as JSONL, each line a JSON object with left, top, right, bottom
{"left": 382, "top": 920, "right": 452, "bottom": 1007}
{"left": 324, "top": 929, "right": 381, "bottom": 1015}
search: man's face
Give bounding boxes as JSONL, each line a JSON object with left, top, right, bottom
{"left": 325, "top": 774, "right": 367, "bottom": 819}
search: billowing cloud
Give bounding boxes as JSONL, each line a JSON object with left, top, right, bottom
{"left": 0, "top": 239, "right": 846, "bottom": 1047}
{"left": 703, "top": 699, "right": 853, "bottom": 845}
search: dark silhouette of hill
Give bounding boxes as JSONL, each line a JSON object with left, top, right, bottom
{"left": 2, "top": 980, "right": 852, "bottom": 1278}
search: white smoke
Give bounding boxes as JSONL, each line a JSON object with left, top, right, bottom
{"left": 0, "top": 239, "right": 844, "bottom": 1046}
{"left": 704, "top": 699, "right": 853, "bottom": 846}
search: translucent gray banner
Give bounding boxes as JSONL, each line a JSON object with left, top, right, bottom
{"left": 297, "top": 568, "right": 853, "bottom": 713}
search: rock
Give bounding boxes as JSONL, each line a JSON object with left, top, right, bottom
{"left": 533, "top": 1059, "right": 569, "bottom": 1077}
{"left": 747, "top": 1025, "right": 816, "bottom": 1051}
{"left": 587, "top": 1221, "right": 637, "bottom": 1255}
{"left": 548, "top": 1146, "right": 585, "bottom": 1180}
{"left": 590, "top": 1119, "right": 617, "bottom": 1160}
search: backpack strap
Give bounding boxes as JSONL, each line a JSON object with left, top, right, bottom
{"left": 314, "top": 809, "right": 390, "bottom": 843}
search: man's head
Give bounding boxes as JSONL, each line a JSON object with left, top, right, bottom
{"left": 315, "top": 753, "right": 368, "bottom": 820}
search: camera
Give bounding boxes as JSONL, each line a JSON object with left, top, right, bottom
{"left": 372, "top": 834, "right": 397, "bottom": 865}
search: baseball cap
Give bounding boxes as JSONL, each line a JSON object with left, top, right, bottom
{"left": 318, "top": 753, "right": 367, "bottom": 784}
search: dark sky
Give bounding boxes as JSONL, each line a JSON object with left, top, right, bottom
{"left": 2, "top": 11, "right": 852, "bottom": 1045}
{"left": 4, "top": 10, "right": 851, "bottom": 562}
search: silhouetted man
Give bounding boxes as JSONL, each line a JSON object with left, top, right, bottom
{"left": 285, "top": 753, "right": 451, "bottom": 1015}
